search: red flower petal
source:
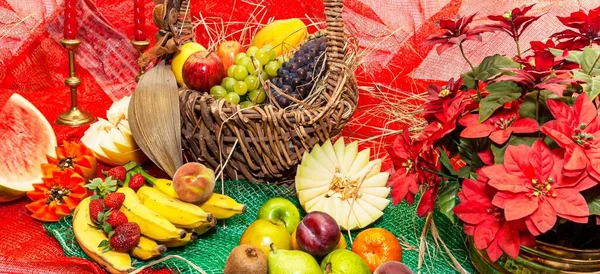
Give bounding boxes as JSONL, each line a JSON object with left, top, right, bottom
{"left": 504, "top": 145, "right": 535, "bottom": 181}
{"left": 542, "top": 120, "right": 576, "bottom": 148}
{"left": 474, "top": 218, "right": 501, "bottom": 250}
{"left": 497, "top": 222, "right": 520, "bottom": 259}
{"left": 573, "top": 93, "right": 596, "bottom": 125}
{"left": 529, "top": 140, "right": 555, "bottom": 180}
{"left": 454, "top": 200, "right": 494, "bottom": 225}
{"left": 511, "top": 118, "right": 540, "bottom": 133}
{"left": 548, "top": 189, "right": 589, "bottom": 217}
{"left": 546, "top": 99, "right": 574, "bottom": 125}
{"left": 417, "top": 187, "right": 438, "bottom": 217}
{"left": 487, "top": 172, "right": 529, "bottom": 193}
{"left": 519, "top": 230, "right": 536, "bottom": 247}
{"left": 564, "top": 146, "right": 588, "bottom": 174}
{"left": 478, "top": 149, "right": 496, "bottom": 166}
{"left": 558, "top": 214, "right": 588, "bottom": 224}
{"left": 460, "top": 124, "right": 497, "bottom": 139}
{"left": 485, "top": 240, "right": 504, "bottom": 262}
{"left": 389, "top": 172, "right": 415, "bottom": 205}
{"left": 491, "top": 191, "right": 515, "bottom": 208}
{"left": 489, "top": 129, "right": 513, "bottom": 144}
{"left": 528, "top": 200, "right": 557, "bottom": 234}
{"left": 504, "top": 194, "right": 538, "bottom": 221}
{"left": 459, "top": 113, "right": 480, "bottom": 127}
{"left": 525, "top": 218, "right": 543, "bottom": 236}
{"left": 464, "top": 224, "right": 475, "bottom": 236}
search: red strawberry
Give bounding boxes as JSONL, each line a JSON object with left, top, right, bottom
{"left": 109, "top": 222, "right": 141, "bottom": 252}
{"left": 128, "top": 174, "right": 146, "bottom": 190}
{"left": 104, "top": 192, "right": 125, "bottom": 210}
{"left": 89, "top": 199, "right": 104, "bottom": 224}
{"left": 107, "top": 166, "right": 126, "bottom": 182}
{"left": 105, "top": 210, "right": 128, "bottom": 228}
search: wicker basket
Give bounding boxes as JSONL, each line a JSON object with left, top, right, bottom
{"left": 162, "top": 0, "right": 357, "bottom": 182}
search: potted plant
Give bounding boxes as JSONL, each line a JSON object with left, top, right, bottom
{"left": 388, "top": 5, "right": 600, "bottom": 272}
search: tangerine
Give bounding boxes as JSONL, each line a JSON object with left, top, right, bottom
{"left": 351, "top": 228, "right": 402, "bottom": 272}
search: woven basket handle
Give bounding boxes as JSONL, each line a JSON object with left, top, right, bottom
{"left": 323, "top": 0, "right": 346, "bottom": 94}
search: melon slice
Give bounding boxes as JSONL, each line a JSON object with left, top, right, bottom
{"left": 295, "top": 138, "right": 391, "bottom": 230}
{"left": 0, "top": 94, "right": 56, "bottom": 202}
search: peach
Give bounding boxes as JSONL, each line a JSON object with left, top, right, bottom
{"left": 173, "top": 162, "right": 215, "bottom": 203}
{"left": 374, "top": 262, "right": 414, "bottom": 274}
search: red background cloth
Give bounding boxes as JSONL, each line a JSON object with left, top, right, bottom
{"left": 1, "top": 0, "right": 596, "bottom": 272}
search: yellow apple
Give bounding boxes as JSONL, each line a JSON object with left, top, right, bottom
{"left": 171, "top": 42, "right": 207, "bottom": 85}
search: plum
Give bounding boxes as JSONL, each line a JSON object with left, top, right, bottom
{"left": 374, "top": 262, "right": 414, "bottom": 274}
{"left": 296, "top": 211, "right": 340, "bottom": 257}
{"left": 172, "top": 162, "right": 215, "bottom": 203}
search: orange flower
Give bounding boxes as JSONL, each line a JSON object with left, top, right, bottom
{"left": 25, "top": 169, "right": 90, "bottom": 222}
{"left": 42, "top": 141, "right": 97, "bottom": 180}
{"left": 351, "top": 228, "right": 402, "bottom": 272}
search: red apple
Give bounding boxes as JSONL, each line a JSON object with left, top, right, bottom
{"left": 296, "top": 211, "right": 340, "bottom": 257}
{"left": 217, "top": 41, "right": 243, "bottom": 72}
{"left": 182, "top": 51, "right": 224, "bottom": 92}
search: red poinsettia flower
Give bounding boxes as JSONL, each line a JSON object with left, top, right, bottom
{"left": 25, "top": 169, "right": 90, "bottom": 222}
{"left": 454, "top": 173, "right": 534, "bottom": 262}
{"left": 424, "top": 78, "right": 465, "bottom": 123}
{"left": 482, "top": 140, "right": 591, "bottom": 236}
{"left": 423, "top": 14, "right": 488, "bottom": 54}
{"left": 388, "top": 128, "right": 440, "bottom": 206}
{"left": 515, "top": 40, "right": 575, "bottom": 72}
{"left": 459, "top": 109, "right": 539, "bottom": 145}
{"left": 497, "top": 68, "right": 579, "bottom": 97}
{"left": 551, "top": 7, "right": 600, "bottom": 49}
{"left": 541, "top": 93, "right": 600, "bottom": 179}
{"left": 484, "top": 4, "right": 540, "bottom": 41}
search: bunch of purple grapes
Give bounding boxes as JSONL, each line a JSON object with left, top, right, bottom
{"left": 270, "top": 37, "right": 327, "bottom": 108}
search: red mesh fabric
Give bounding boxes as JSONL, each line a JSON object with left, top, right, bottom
{"left": 0, "top": 0, "right": 596, "bottom": 272}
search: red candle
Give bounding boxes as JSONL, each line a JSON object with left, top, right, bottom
{"left": 134, "top": 0, "right": 147, "bottom": 41}
{"left": 63, "top": 0, "right": 77, "bottom": 39}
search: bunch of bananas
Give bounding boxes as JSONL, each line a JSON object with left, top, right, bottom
{"left": 73, "top": 173, "right": 246, "bottom": 274}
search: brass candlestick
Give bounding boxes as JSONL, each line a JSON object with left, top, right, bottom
{"left": 131, "top": 40, "right": 150, "bottom": 82}
{"left": 56, "top": 38, "right": 95, "bottom": 126}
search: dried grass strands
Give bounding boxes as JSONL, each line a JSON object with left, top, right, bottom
{"left": 128, "top": 61, "right": 183, "bottom": 177}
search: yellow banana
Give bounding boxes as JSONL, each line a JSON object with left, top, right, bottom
{"left": 73, "top": 198, "right": 134, "bottom": 274}
{"left": 117, "top": 187, "right": 186, "bottom": 241}
{"left": 131, "top": 236, "right": 167, "bottom": 261}
{"left": 192, "top": 217, "right": 217, "bottom": 236}
{"left": 137, "top": 186, "right": 214, "bottom": 228}
{"left": 159, "top": 231, "right": 197, "bottom": 247}
{"left": 198, "top": 193, "right": 246, "bottom": 219}
{"left": 152, "top": 178, "right": 179, "bottom": 199}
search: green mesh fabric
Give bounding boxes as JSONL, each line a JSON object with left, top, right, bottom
{"left": 44, "top": 180, "right": 475, "bottom": 273}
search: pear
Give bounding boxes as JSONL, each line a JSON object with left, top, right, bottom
{"left": 321, "top": 249, "right": 370, "bottom": 274}
{"left": 267, "top": 243, "right": 321, "bottom": 274}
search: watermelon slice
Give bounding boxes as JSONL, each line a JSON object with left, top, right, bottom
{"left": 0, "top": 94, "right": 56, "bottom": 202}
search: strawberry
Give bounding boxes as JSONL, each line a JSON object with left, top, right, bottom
{"left": 109, "top": 222, "right": 141, "bottom": 252}
{"left": 105, "top": 210, "right": 128, "bottom": 228}
{"left": 106, "top": 166, "right": 126, "bottom": 182}
{"left": 128, "top": 174, "right": 146, "bottom": 190}
{"left": 89, "top": 199, "right": 104, "bottom": 224}
{"left": 103, "top": 192, "right": 125, "bottom": 210}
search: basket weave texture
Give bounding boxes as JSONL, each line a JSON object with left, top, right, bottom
{"left": 178, "top": 0, "right": 358, "bottom": 182}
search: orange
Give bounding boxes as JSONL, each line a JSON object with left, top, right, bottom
{"left": 351, "top": 228, "right": 402, "bottom": 272}
{"left": 291, "top": 228, "right": 347, "bottom": 250}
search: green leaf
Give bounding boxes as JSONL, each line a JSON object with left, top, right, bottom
{"left": 519, "top": 90, "right": 557, "bottom": 124}
{"left": 490, "top": 136, "right": 538, "bottom": 164}
{"left": 581, "top": 47, "right": 600, "bottom": 73}
{"left": 98, "top": 239, "right": 109, "bottom": 248}
{"left": 438, "top": 147, "right": 457, "bottom": 176}
{"left": 436, "top": 181, "right": 460, "bottom": 224}
{"left": 462, "top": 54, "right": 520, "bottom": 89}
{"left": 457, "top": 167, "right": 474, "bottom": 179}
{"left": 458, "top": 138, "right": 491, "bottom": 171}
{"left": 574, "top": 71, "right": 600, "bottom": 100}
{"left": 550, "top": 48, "right": 582, "bottom": 63}
{"left": 478, "top": 81, "right": 523, "bottom": 122}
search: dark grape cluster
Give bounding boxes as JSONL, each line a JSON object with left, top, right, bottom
{"left": 270, "top": 37, "right": 327, "bottom": 107}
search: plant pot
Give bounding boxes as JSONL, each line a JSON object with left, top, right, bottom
{"left": 467, "top": 237, "right": 600, "bottom": 273}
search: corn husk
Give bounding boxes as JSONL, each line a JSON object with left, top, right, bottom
{"left": 128, "top": 61, "right": 182, "bottom": 177}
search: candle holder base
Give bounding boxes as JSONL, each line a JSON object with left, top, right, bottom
{"left": 131, "top": 40, "right": 150, "bottom": 82}
{"left": 56, "top": 107, "right": 95, "bottom": 126}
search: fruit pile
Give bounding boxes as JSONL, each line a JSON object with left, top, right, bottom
{"left": 72, "top": 162, "right": 246, "bottom": 273}
{"left": 171, "top": 18, "right": 325, "bottom": 108}
{"left": 226, "top": 197, "right": 410, "bottom": 274}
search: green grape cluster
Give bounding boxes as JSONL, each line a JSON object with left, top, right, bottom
{"left": 210, "top": 45, "right": 283, "bottom": 107}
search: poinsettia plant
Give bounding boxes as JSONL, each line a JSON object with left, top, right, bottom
{"left": 389, "top": 5, "right": 600, "bottom": 262}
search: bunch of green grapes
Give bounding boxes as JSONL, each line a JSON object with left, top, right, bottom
{"left": 210, "top": 45, "right": 285, "bottom": 108}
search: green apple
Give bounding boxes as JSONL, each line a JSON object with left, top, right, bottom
{"left": 239, "top": 219, "right": 291, "bottom": 256}
{"left": 257, "top": 197, "right": 301, "bottom": 234}
{"left": 321, "top": 249, "right": 370, "bottom": 274}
